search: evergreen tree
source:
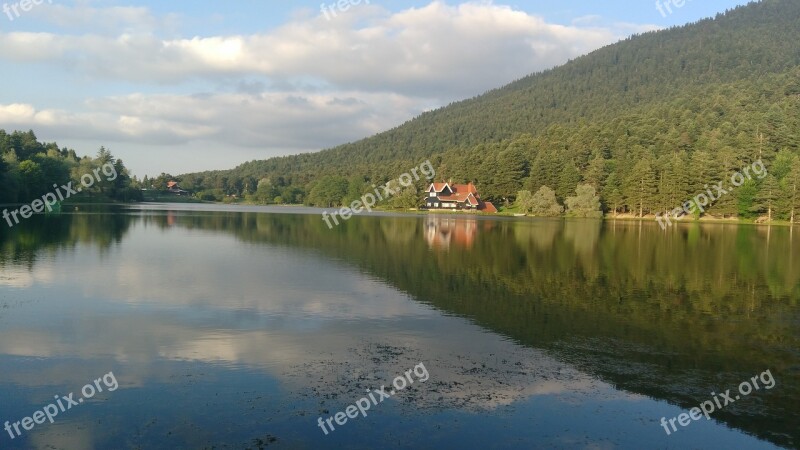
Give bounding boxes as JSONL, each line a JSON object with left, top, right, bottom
{"left": 709, "top": 148, "right": 739, "bottom": 218}
{"left": 660, "top": 151, "right": 691, "bottom": 215}
{"left": 770, "top": 149, "right": 795, "bottom": 181}
{"left": 556, "top": 159, "right": 582, "bottom": 202}
{"left": 688, "top": 150, "right": 719, "bottom": 194}
{"left": 583, "top": 153, "right": 607, "bottom": 190}
{"left": 624, "top": 152, "right": 657, "bottom": 217}
{"left": 787, "top": 156, "right": 800, "bottom": 223}
{"left": 755, "top": 174, "right": 780, "bottom": 221}
{"left": 526, "top": 149, "right": 560, "bottom": 195}
{"left": 487, "top": 144, "right": 530, "bottom": 202}
{"left": 738, "top": 179, "right": 758, "bottom": 219}
{"left": 603, "top": 172, "right": 624, "bottom": 216}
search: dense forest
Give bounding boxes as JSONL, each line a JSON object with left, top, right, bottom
{"left": 0, "top": 129, "right": 142, "bottom": 204}
{"left": 169, "top": 0, "right": 800, "bottom": 221}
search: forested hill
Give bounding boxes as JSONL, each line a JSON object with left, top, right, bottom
{"left": 176, "top": 0, "right": 800, "bottom": 220}
{"left": 0, "top": 130, "right": 142, "bottom": 205}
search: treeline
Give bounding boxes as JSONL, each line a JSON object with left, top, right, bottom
{"left": 0, "top": 130, "right": 142, "bottom": 204}
{"left": 169, "top": 0, "right": 800, "bottom": 221}
{"left": 174, "top": 69, "right": 800, "bottom": 221}
{"left": 434, "top": 71, "right": 800, "bottom": 221}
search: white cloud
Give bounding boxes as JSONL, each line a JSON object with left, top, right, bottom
{"left": 30, "top": 0, "right": 177, "bottom": 35}
{"left": 1, "top": 2, "right": 633, "bottom": 96}
{"left": 0, "top": 1, "right": 655, "bottom": 174}
{"left": 0, "top": 88, "right": 417, "bottom": 150}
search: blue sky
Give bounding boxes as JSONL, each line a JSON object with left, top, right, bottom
{"left": 0, "top": 0, "right": 754, "bottom": 177}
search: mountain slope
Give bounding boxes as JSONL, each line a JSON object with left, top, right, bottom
{"left": 178, "top": 0, "right": 800, "bottom": 219}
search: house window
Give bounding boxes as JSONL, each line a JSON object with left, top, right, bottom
{"left": 430, "top": 192, "right": 436, "bottom": 197}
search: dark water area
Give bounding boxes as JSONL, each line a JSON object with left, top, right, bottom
{"left": 0, "top": 204, "right": 797, "bottom": 449}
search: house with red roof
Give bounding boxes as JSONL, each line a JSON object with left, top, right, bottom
{"left": 166, "top": 181, "right": 189, "bottom": 196}
{"left": 425, "top": 182, "right": 498, "bottom": 213}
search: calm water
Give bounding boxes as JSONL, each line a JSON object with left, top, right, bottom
{"left": 0, "top": 204, "right": 797, "bottom": 449}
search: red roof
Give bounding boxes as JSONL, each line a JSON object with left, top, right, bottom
{"left": 167, "top": 181, "right": 179, "bottom": 188}
{"left": 430, "top": 183, "right": 450, "bottom": 193}
{"left": 482, "top": 202, "right": 498, "bottom": 213}
{"left": 429, "top": 182, "right": 479, "bottom": 201}
{"left": 438, "top": 192, "right": 476, "bottom": 203}
{"left": 452, "top": 183, "right": 478, "bottom": 195}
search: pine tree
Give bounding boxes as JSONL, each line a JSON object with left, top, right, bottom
{"left": 583, "top": 153, "right": 607, "bottom": 190}
{"left": 603, "top": 172, "right": 623, "bottom": 216}
{"left": 738, "top": 179, "right": 758, "bottom": 219}
{"left": 709, "top": 147, "right": 739, "bottom": 218}
{"left": 490, "top": 144, "right": 530, "bottom": 201}
{"left": 557, "top": 161, "right": 582, "bottom": 202}
{"left": 756, "top": 174, "right": 780, "bottom": 221}
{"left": 624, "top": 152, "right": 657, "bottom": 217}
{"left": 526, "top": 143, "right": 561, "bottom": 194}
{"left": 788, "top": 156, "right": 800, "bottom": 223}
{"left": 657, "top": 152, "right": 690, "bottom": 215}
{"left": 688, "top": 150, "right": 718, "bottom": 193}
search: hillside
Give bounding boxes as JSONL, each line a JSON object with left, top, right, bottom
{"left": 0, "top": 130, "right": 142, "bottom": 205}
{"left": 176, "top": 0, "right": 800, "bottom": 220}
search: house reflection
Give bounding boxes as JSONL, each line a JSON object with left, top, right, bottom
{"left": 424, "top": 216, "right": 480, "bottom": 250}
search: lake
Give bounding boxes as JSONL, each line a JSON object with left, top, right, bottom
{"left": 0, "top": 204, "right": 797, "bottom": 449}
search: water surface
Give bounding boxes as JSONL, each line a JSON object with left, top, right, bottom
{"left": 0, "top": 204, "right": 797, "bottom": 449}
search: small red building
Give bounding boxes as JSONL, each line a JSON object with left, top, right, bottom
{"left": 166, "top": 181, "right": 189, "bottom": 196}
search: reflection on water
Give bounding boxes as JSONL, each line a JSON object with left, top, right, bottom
{"left": 0, "top": 204, "right": 797, "bottom": 449}
{"left": 425, "top": 216, "right": 481, "bottom": 250}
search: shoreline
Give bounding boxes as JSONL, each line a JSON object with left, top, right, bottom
{"left": 7, "top": 198, "right": 795, "bottom": 228}
{"left": 192, "top": 201, "right": 800, "bottom": 227}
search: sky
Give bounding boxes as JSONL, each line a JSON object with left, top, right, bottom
{"left": 0, "top": 0, "right": 755, "bottom": 178}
